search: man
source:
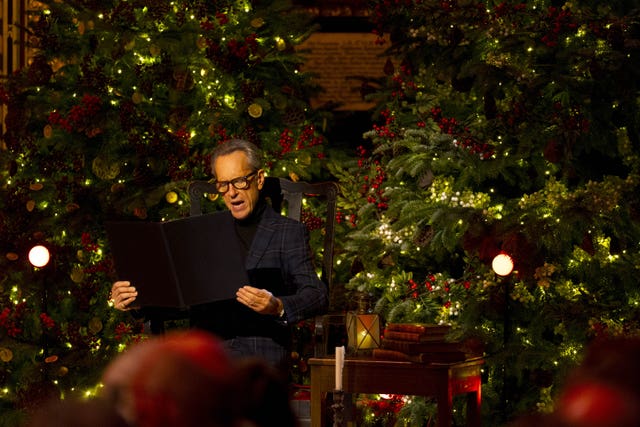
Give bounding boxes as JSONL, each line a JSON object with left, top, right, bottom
{"left": 110, "top": 139, "right": 329, "bottom": 371}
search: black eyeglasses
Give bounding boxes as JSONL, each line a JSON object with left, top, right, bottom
{"left": 214, "top": 171, "right": 258, "bottom": 194}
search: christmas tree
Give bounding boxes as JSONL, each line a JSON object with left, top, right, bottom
{"left": 330, "top": 1, "right": 640, "bottom": 425}
{"left": 0, "top": 0, "right": 332, "bottom": 424}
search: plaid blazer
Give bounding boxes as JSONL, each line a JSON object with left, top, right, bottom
{"left": 245, "top": 206, "right": 328, "bottom": 323}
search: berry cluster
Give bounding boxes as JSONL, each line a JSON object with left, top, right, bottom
{"left": 541, "top": 6, "right": 577, "bottom": 48}
{"left": 356, "top": 145, "right": 389, "bottom": 211}
{"left": 48, "top": 94, "right": 102, "bottom": 137}
{"left": 301, "top": 209, "right": 324, "bottom": 231}
{"left": 39, "top": 313, "right": 55, "bottom": 330}
{"left": 0, "top": 303, "right": 27, "bottom": 338}
{"left": 372, "top": 108, "right": 399, "bottom": 139}
{"left": 81, "top": 232, "right": 99, "bottom": 253}
{"left": 277, "top": 125, "right": 324, "bottom": 157}
{"left": 430, "top": 107, "right": 494, "bottom": 159}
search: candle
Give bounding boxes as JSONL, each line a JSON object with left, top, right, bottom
{"left": 335, "top": 345, "right": 345, "bottom": 390}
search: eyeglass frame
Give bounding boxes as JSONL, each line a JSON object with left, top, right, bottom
{"left": 213, "top": 170, "right": 260, "bottom": 194}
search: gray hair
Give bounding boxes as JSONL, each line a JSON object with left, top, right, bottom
{"left": 210, "top": 139, "right": 263, "bottom": 178}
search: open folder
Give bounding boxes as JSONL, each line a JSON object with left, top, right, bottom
{"left": 105, "top": 211, "right": 249, "bottom": 308}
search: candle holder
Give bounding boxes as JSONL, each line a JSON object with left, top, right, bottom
{"left": 331, "top": 389, "right": 344, "bottom": 427}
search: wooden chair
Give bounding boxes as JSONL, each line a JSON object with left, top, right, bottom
{"left": 149, "top": 176, "right": 340, "bottom": 357}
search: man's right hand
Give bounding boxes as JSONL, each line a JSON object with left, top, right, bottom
{"left": 110, "top": 281, "right": 138, "bottom": 311}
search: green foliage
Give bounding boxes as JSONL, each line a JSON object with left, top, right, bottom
{"left": 335, "top": 1, "right": 640, "bottom": 425}
{"left": 0, "top": 0, "right": 335, "bottom": 422}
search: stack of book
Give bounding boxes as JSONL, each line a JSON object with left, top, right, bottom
{"left": 373, "top": 323, "right": 480, "bottom": 363}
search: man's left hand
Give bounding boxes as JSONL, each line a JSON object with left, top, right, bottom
{"left": 236, "top": 285, "right": 282, "bottom": 316}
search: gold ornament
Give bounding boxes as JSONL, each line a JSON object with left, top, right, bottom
{"left": 66, "top": 203, "right": 80, "bottom": 213}
{"left": 43, "top": 124, "right": 53, "bottom": 138}
{"left": 92, "top": 155, "right": 120, "bottom": 180}
{"left": 132, "top": 92, "right": 143, "bottom": 104}
{"left": 29, "top": 182, "right": 44, "bottom": 191}
{"left": 77, "top": 250, "right": 85, "bottom": 261}
{"left": 207, "top": 192, "right": 219, "bottom": 201}
{"left": 45, "top": 355, "right": 59, "bottom": 363}
{"left": 70, "top": 267, "right": 85, "bottom": 283}
{"left": 57, "top": 366, "right": 69, "bottom": 377}
{"left": 196, "top": 36, "right": 208, "bottom": 49}
{"left": 77, "top": 20, "right": 85, "bottom": 35}
{"left": 250, "top": 17, "right": 265, "bottom": 28}
{"left": 276, "top": 37, "right": 287, "bottom": 51}
{"left": 165, "top": 191, "right": 178, "bottom": 204}
{"left": 88, "top": 317, "right": 103, "bottom": 334}
{"left": 26, "top": 200, "right": 36, "bottom": 212}
{"left": 6, "top": 253, "right": 19, "bottom": 261}
{"left": 0, "top": 347, "right": 13, "bottom": 362}
{"left": 248, "top": 103, "right": 263, "bottom": 118}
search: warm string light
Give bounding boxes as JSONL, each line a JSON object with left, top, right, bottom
{"left": 28, "top": 245, "right": 50, "bottom": 268}
{"left": 492, "top": 253, "right": 514, "bottom": 276}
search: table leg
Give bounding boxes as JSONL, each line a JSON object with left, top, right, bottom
{"left": 436, "top": 386, "right": 453, "bottom": 427}
{"left": 466, "top": 390, "right": 482, "bottom": 427}
{"left": 311, "top": 383, "right": 324, "bottom": 427}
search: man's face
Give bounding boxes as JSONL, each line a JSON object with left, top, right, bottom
{"left": 213, "top": 150, "right": 264, "bottom": 220}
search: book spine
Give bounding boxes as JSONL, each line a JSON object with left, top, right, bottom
{"left": 384, "top": 330, "right": 448, "bottom": 342}
{"left": 372, "top": 348, "right": 410, "bottom": 361}
{"left": 382, "top": 339, "right": 462, "bottom": 354}
{"left": 385, "top": 323, "right": 452, "bottom": 335}
{"left": 385, "top": 323, "right": 427, "bottom": 333}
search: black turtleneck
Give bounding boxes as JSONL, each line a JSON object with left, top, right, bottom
{"left": 234, "top": 197, "right": 267, "bottom": 256}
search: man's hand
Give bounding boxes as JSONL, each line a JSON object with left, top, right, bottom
{"left": 110, "top": 281, "right": 139, "bottom": 311}
{"left": 236, "top": 285, "right": 282, "bottom": 316}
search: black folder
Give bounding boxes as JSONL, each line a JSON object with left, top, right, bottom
{"left": 105, "top": 211, "right": 249, "bottom": 308}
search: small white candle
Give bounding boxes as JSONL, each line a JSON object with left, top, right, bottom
{"left": 335, "top": 346, "right": 345, "bottom": 390}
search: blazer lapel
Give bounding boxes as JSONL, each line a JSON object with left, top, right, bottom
{"left": 244, "top": 206, "right": 279, "bottom": 270}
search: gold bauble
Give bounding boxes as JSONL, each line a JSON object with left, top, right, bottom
{"left": 88, "top": 317, "right": 103, "bottom": 334}
{"left": 92, "top": 155, "right": 120, "bottom": 180}
{"left": 196, "top": 36, "right": 208, "bottom": 49}
{"left": 0, "top": 347, "right": 13, "bottom": 362}
{"left": 250, "top": 17, "right": 265, "bottom": 28}
{"left": 6, "top": 253, "right": 19, "bottom": 261}
{"left": 26, "top": 200, "right": 36, "bottom": 212}
{"left": 43, "top": 124, "right": 53, "bottom": 138}
{"left": 132, "top": 92, "right": 143, "bottom": 104}
{"left": 45, "top": 355, "right": 59, "bottom": 363}
{"left": 29, "top": 182, "right": 44, "bottom": 191}
{"left": 70, "top": 267, "right": 85, "bottom": 283}
{"left": 165, "top": 191, "right": 178, "bottom": 204}
{"left": 66, "top": 203, "right": 80, "bottom": 213}
{"left": 248, "top": 103, "right": 263, "bottom": 118}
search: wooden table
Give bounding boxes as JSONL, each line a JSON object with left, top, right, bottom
{"left": 309, "top": 356, "right": 483, "bottom": 427}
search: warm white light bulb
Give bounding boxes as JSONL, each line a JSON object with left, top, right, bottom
{"left": 29, "top": 245, "right": 50, "bottom": 268}
{"left": 492, "top": 253, "right": 513, "bottom": 276}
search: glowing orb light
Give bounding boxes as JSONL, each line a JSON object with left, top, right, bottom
{"left": 492, "top": 253, "right": 514, "bottom": 276}
{"left": 29, "top": 245, "right": 50, "bottom": 268}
